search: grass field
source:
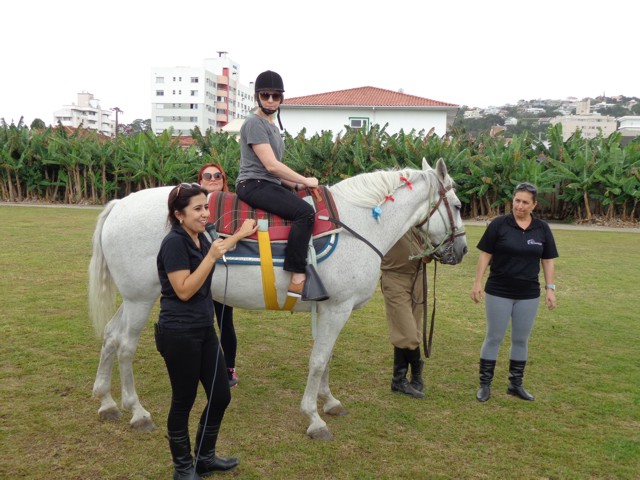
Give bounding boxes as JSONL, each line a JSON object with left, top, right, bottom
{"left": 0, "top": 205, "right": 638, "bottom": 479}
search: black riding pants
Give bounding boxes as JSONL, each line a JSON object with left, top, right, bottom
{"left": 237, "top": 180, "right": 315, "bottom": 273}
{"left": 214, "top": 301, "right": 236, "bottom": 369}
{"left": 155, "top": 325, "right": 230, "bottom": 432}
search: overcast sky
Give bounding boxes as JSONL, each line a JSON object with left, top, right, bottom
{"left": 3, "top": 0, "right": 637, "bottom": 126}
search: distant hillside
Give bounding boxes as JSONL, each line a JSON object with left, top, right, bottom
{"left": 454, "top": 95, "right": 640, "bottom": 139}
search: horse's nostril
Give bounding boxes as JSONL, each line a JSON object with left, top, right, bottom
{"left": 463, "top": 246, "right": 468, "bottom": 254}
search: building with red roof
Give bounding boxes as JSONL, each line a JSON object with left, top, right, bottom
{"left": 280, "top": 86, "right": 458, "bottom": 137}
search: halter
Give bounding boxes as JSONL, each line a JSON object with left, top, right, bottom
{"left": 414, "top": 180, "right": 466, "bottom": 261}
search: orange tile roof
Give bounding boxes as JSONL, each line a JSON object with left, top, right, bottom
{"left": 284, "top": 86, "right": 457, "bottom": 108}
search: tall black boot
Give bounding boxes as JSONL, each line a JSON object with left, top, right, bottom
{"left": 407, "top": 347, "right": 425, "bottom": 393}
{"left": 167, "top": 430, "right": 202, "bottom": 480}
{"left": 194, "top": 423, "right": 239, "bottom": 476}
{"left": 507, "top": 359, "right": 535, "bottom": 401}
{"left": 391, "top": 347, "right": 425, "bottom": 399}
{"left": 476, "top": 358, "right": 496, "bottom": 402}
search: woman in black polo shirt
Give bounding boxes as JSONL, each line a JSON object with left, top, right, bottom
{"left": 156, "top": 182, "right": 257, "bottom": 479}
{"left": 470, "top": 182, "right": 558, "bottom": 403}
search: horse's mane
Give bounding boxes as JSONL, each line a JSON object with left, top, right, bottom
{"left": 329, "top": 168, "right": 442, "bottom": 208}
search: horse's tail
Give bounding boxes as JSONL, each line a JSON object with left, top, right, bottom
{"left": 88, "top": 200, "right": 119, "bottom": 339}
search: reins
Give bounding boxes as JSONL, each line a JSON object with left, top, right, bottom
{"left": 317, "top": 215, "right": 384, "bottom": 260}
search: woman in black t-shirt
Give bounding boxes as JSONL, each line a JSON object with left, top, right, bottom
{"left": 156, "top": 182, "right": 257, "bottom": 479}
{"left": 470, "top": 182, "right": 558, "bottom": 403}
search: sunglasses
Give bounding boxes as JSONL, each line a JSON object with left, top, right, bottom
{"left": 258, "top": 92, "right": 283, "bottom": 102}
{"left": 515, "top": 182, "right": 537, "bottom": 194}
{"left": 202, "top": 172, "right": 224, "bottom": 181}
{"left": 176, "top": 182, "right": 201, "bottom": 195}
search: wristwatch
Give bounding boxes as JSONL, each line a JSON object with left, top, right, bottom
{"left": 545, "top": 284, "right": 556, "bottom": 291}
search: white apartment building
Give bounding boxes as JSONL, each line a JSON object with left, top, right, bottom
{"left": 53, "top": 92, "right": 114, "bottom": 136}
{"left": 151, "top": 53, "right": 255, "bottom": 136}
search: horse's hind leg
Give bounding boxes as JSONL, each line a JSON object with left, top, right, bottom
{"left": 93, "top": 305, "right": 124, "bottom": 422}
{"left": 117, "top": 300, "right": 156, "bottom": 432}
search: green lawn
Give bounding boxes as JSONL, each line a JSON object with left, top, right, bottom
{"left": 0, "top": 205, "right": 638, "bottom": 479}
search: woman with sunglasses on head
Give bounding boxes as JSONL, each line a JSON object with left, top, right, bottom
{"left": 236, "top": 70, "right": 319, "bottom": 298}
{"left": 470, "top": 182, "right": 558, "bottom": 403}
{"left": 197, "top": 163, "right": 239, "bottom": 388}
{"left": 156, "top": 182, "right": 257, "bottom": 479}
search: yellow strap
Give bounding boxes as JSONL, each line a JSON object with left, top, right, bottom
{"left": 257, "top": 230, "right": 297, "bottom": 311}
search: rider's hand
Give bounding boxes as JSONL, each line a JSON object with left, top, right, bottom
{"left": 304, "top": 177, "right": 319, "bottom": 189}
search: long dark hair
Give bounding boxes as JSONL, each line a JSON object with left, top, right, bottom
{"left": 167, "top": 183, "right": 208, "bottom": 227}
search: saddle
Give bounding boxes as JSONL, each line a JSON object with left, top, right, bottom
{"left": 207, "top": 186, "right": 340, "bottom": 241}
{"left": 206, "top": 186, "right": 342, "bottom": 265}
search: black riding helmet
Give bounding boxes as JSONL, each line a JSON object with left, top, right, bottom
{"left": 254, "top": 70, "right": 284, "bottom": 129}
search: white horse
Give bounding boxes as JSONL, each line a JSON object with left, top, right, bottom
{"left": 89, "top": 158, "right": 467, "bottom": 440}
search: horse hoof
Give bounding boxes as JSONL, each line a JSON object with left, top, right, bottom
{"left": 325, "top": 405, "right": 348, "bottom": 417}
{"left": 98, "top": 407, "right": 122, "bottom": 422}
{"left": 309, "top": 428, "right": 334, "bottom": 441}
{"left": 131, "top": 417, "right": 156, "bottom": 432}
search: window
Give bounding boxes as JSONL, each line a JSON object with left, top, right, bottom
{"left": 190, "top": 116, "right": 197, "bottom": 122}
{"left": 190, "top": 77, "right": 199, "bottom": 83}
{"left": 156, "top": 90, "right": 164, "bottom": 96}
{"left": 190, "top": 90, "right": 198, "bottom": 96}
{"left": 349, "top": 117, "right": 369, "bottom": 130}
{"left": 156, "top": 76, "right": 164, "bottom": 83}
{"left": 190, "top": 104, "right": 198, "bottom": 109}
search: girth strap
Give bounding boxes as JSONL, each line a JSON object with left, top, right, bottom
{"left": 257, "top": 229, "right": 297, "bottom": 311}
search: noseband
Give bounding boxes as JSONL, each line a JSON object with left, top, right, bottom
{"left": 414, "top": 181, "right": 466, "bottom": 261}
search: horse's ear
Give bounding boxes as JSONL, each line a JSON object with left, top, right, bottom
{"left": 435, "top": 158, "right": 448, "bottom": 182}
{"left": 422, "top": 157, "right": 433, "bottom": 171}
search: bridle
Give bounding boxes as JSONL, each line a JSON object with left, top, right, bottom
{"left": 414, "top": 180, "right": 466, "bottom": 261}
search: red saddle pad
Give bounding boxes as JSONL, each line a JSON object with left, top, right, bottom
{"left": 207, "top": 186, "right": 340, "bottom": 241}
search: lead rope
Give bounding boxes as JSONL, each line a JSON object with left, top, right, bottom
{"left": 422, "top": 261, "right": 438, "bottom": 358}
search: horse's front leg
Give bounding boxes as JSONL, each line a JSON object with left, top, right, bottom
{"left": 318, "top": 360, "right": 348, "bottom": 417}
{"left": 301, "top": 345, "right": 332, "bottom": 440}
{"left": 301, "top": 305, "right": 351, "bottom": 440}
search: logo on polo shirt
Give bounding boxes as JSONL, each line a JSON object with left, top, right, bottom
{"left": 527, "top": 239, "right": 542, "bottom": 246}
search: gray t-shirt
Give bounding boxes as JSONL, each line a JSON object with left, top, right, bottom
{"left": 236, "top": 113, "right": 285, "bottom": 186}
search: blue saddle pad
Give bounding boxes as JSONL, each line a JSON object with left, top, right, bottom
{"left": 220, "top": 233, "right": 339, "bottom": 266}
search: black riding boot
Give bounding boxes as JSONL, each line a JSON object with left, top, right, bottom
{"left": 476, "top": 358, "right": 496, "bottom": 402}
{"left": 167, "top": 430, "right": 202, "bottom": 480}
{"left": 391, "top": 347, "right": 425, "bottom": 399}
{"left": 507, "top": 359, "right": 535, "bottom": 401}
{"left": 407, "top": 347, "right": 425, "bottom": 393}
{"left": 194, "top": 423, "right": 239, "bottom": 476}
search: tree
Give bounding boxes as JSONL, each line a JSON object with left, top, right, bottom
{"left": 30, "top": 118, "right": 46, "bottom": 130}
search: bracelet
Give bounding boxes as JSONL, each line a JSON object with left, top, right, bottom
{"left": 545, "top": 284, "right": 556, "bottom": 291}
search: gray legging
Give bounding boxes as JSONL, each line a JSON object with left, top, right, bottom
{"left": 480, "top": 293, "right": 540, "bottom": 361}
